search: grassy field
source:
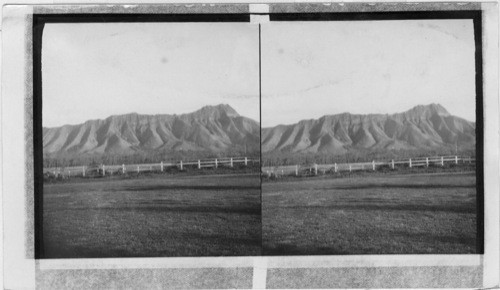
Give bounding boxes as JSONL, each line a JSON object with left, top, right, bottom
{"left": 263, "top": 172, "right": 477, "bottom": 255}
{"left": 43, "top": 174, "right": 261, "bottom": 258}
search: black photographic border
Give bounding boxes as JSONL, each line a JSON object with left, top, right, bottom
{"left": 33, "top": 13, "right": 252, "bottom": 259}
{"left": 269, "top": 10, "right": 484, "bottom": 255}
{"left": 33, "top": 10, "right": 484, "bottom": 259}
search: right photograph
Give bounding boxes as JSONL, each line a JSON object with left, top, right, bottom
{"left": 261, "top": 17, "right": 481, "bottom": 255}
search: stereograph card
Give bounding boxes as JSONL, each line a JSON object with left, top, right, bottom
{"left": 1, "top": 1, "right": 499, "bottom": 289}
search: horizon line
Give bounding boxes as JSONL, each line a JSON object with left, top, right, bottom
{"left": 44, "top": 103, "right": 475, "bottom": 129}
{"left": 262, "top": 103, "right": 476, "bottom": 128}
{"left": 43, "top": 103, "right": 259, "bottom": 128}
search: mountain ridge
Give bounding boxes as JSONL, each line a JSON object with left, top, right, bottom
{"left": 43, "top": 104, "right": 259, "bottom": 158}
{"left": 262, "top": 103, "right": 475, "bottom": 155}
{"left": 43, "top": 104, "right": 242, "bottom": 130}
{"left": 44, "top": 103, "right": 476, "bottom": 162}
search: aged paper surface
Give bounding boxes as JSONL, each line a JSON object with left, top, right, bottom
{"left": 2, "top": 2, "right": 499, "bottom": 289}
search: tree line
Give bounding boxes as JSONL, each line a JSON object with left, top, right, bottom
{"left": 262, "top": 148, "right": 476, "bottom": 167}
{"left": 43, "top": 149, "right": 259, "bottom": 168}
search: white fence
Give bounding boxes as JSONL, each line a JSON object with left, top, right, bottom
{"left": 262, "top": 155, "right": 476, "bottom": 177}
{"left": 44, "top": 156, "right": 260, "bottom": 178}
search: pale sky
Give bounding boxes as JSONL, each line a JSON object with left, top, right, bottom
{"left": 42, "top": 23, "right": 259, "bottom": 127}
{"left": 43, "top": 20, "right": 477, "bottom": 128}
{"left": 261, "top": 19, "right": 476, "bottom": 127}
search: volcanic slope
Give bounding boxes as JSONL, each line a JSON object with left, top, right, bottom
{"left": 43, "top": 104, "right": 260, "bottom": 157}
{"left": 261, "top": 104, "right": 475, "bottom": 154}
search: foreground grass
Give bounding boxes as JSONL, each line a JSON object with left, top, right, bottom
{"left": 44, "top": 163, "right": 261, "bottom": 184}
{"left": 43, "top": 174, "right": 261, "bottom": 258}
{"left": 263, "top": 163, "right": 476, "bottom": 182}
{"left": 263, "top": 172, "right": 477, "bottom": 255}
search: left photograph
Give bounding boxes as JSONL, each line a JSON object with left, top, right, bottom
{"left": 38, "top": 21, "right": 261, "bottom": 257}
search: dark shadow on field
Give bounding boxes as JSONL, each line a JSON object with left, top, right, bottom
{"left": 45, "top": 229, "right": 262, "bottom": 258}
{"left": 120, "top": 184, "right": 260, "bottom": 191}
{"left": 389, "top": 230, "right": 477, "bottom": 249}
{"left": 181, "top": 231, "right": 262, "bottom": 248}
{"left": 320, "top": 183, "right": 476, "bottom": 190}
{"left": 263, "top": 243, "right": 351, "bottom": 255}
{"left": 263, "top": 230, "right": 477, "bottom": 255}
{"left": 44, "top": 244, "right": 133, "bottom": 259}
{"left": 284, "top": 203, "right": 476, "bottom": 214}
{"left": 57, "top": 205, "right": 261, "bottom": 215}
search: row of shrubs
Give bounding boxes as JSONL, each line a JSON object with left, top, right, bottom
{"left": 43, "top": 163, "right": 262, "bottom": 183}
{"left": 262, "top": 162, "right": 477, "bottom": 181}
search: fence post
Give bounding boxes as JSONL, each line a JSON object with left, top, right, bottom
{"left": 391, "top": 160, "right": 395, "bottom": 169}
{"left": 349, "top": 164, "right": 352, "bottom": 172}
{"left": 137, "top": 165, "right": 140, "bottom": 173}
{"left": 295, "top": 165, "right": 298, "bottom": 176}
{"left": 267, "top": 171, "right": 270, "bottom": 177}
{"left": 82, "top": 166, "right": 85, "bottom": 177}
{"left": 455, "top": 155, "right": 458, "bottom": 164}
{"left": 122, "top": 164, "right": 126, "bottom": 174}
{"left": 314, "top": 164, "right": 318, "bottom": 175}
{"left": 230, "top": 158, "right": 233, "bottom": 168}
{"left": 102, "top": 164, "right": 105, "bottom": 176}
{"left": 161, "top": 161, "right": 164, "bottom": 172}
{"left": 180, "top": 160, "right": 183, "bottom": 170}
{"left": 409, "top": 158, "right": 412, "bottom": 168}
{"left": 215, "top": 159, "right": 218, "bottom": 168}
{"left": 198, "top": 160, "right": 201, "bottom": 169}
{"left": 441, "top": 156, "right": 444, "bottom": 166}
{"left": 69, "top": 170, "right": 71, "bottom": 177}
{"left": 244, "top": 157, "right": 248, "bottom": 166}
{"left": 426, "top": 157, "right": 429, "bottom": 167}
{"left": 372, "top": 160, "right": 375, "bottom": 171}
{"left": 334, "top": 163, "right": 337, "bottom": 173}
{"left": 469, "top": 156, "right": 472, "bottom": 164}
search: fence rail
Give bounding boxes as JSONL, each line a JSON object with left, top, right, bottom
{"left": 44, "top": 157, "right": 260, "bottom": 178}
{"left": 44, "top": 155, "right": 475, "bottom": 178}
{"left": 262, "top": 155, "right": 476, "bottom": 177}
